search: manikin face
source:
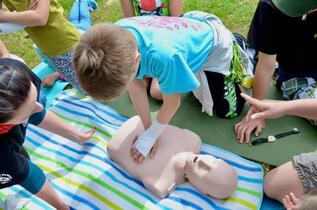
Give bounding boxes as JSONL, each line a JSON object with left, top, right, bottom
{"left": 185, "top": 154, "right": 237, "bottom": 198}
{"left": 185, "top": 155, "right": 222, "bottom": 193}
{"left": 3, "top": 83, "right": 43, "bottom": 125}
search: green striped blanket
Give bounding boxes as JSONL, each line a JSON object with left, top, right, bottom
{"left": 0, "top": 89, "right": 264, "bottom": 210}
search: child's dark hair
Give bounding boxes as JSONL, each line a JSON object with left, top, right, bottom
{"left": 0, "top": 58, "right": 31, "bottom": 123}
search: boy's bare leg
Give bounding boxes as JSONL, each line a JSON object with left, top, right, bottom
{"left": 168, "top": 0, "right": 184, "bottom": 16}
{"left": 264, "top": 161, "right": 304, "bottom": 202}
{"left": 36, "top": 179, "right": 69, "bottom": 210}
{"left": 150, "top": 78, "right": 162, "bottom": 100}
{"left": 142, "top": 77, "right": 151, "bottom": 89}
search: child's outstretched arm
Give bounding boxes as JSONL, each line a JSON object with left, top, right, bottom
{"left": 241, "top": 93, "right": 317, "bottom": 120}
{"left": 0, "top": 0, "right": 50, "bottom": 26}
{"left": 38, "top": 110, "right": 96, "bottom": 144}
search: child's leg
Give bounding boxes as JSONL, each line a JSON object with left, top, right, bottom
{"left": 69, "top": 0, "right": 80, "bottom": 27}
{"left": 264, "top": 161, "right": 305, "bottom": 202}
{"left": 205, "top": 71, "right": 245, "bottom": 118}
{"left": 150, "top": 78, "right": 163, "bottom": 100}
{"left": 78, "top": 0, "right": 92, "bottom": 31}
{"left": 168, "top": 0, "right": 184, "bottom": 16}
{"left": 36, "top": 180, "right": 69, "bottom": 210}
{"left": 20, "top": 160, "right": 69, "bottom": 210}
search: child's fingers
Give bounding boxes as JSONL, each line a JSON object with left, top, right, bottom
{"left": 289, "top": 192, "right": 299, "bottom": 204}
{"left": 130, "top": 147, "right": 138, "bottom": 157}
{"left": 137, "top": 154, "right": 145, "bottom": 163}
{"left": 42, "top": 81, "right": 49, "bottom": 87}
{"left": 285, "top": 195, "right": 293, "bottom": 205}
{"left": 150, "top": 145, "right": 157, "bottom": 158}
{"left": 241, "top": 93, "right": 263, "bottom": 110}
{"left": 282, "top": 197, "right": 291, "bottom": 209}
{"left": 84, "top": 127, "right": 96, "bottom": 139}
{"left": 251, "top": 112, "right": 265, "bottom": 120}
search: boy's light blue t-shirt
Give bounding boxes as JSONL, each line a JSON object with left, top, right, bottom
{"left": 115, "top": 16, "right": 215, "bottom": 94}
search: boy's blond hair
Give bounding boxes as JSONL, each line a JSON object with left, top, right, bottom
{"left": 73, "top": 23, "right": 138, "bottom": 101}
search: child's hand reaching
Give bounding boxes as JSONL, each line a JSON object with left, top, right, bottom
{"left": 240, "top": 93, "right": 285, "bottom": 120}
{"left": 130, "top": 120, "right": 166, "bottom": 163}
{"left": 42, "top": 72, "right": 60, "bottom": 87}
{"left": 76, "top": 127, "right": 96, "bottom": 144}
{"left": 283, "top": 192, "right": 301, "bottom": 210}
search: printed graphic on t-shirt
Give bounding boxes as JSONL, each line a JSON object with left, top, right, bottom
{"left": 0, "top": 174, "right": 12, "bottom": 184}
{"left": 127, "top": 16, "right": 208, "bottom": 32}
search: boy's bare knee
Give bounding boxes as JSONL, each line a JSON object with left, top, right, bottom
{"left": 264, "top": 175, "right": 277, "bottom": 199}
{"left": 150, "top": 89, "right": 163, "bottom": 100}
{"left": 264, "top": 172, "right": 285, "bottom": 202}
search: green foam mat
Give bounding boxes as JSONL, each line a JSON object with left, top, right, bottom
{"left": 106, "top": 85, "right": 317, "bottom": 166}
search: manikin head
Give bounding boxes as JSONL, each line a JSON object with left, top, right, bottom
{"left": 185, "top": 154, "right": 238, "bottom": 199}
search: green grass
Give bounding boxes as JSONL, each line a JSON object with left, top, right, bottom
{"left": 0, "top": 0, "right": 258, "bottom": 68}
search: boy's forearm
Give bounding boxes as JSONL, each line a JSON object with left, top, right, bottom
{"left": 157, "top": 93, "right": 181, "bottom": 124}
{"left": 252, "top": 52, "right": 276, "bottom": 99}
{"left": 38, "top": 110, "right": 83, "bottom": 143}
{"left": 128, "top": 79, "right": 152, "bottom": 128}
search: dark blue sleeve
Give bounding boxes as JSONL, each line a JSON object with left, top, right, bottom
{"left": 20, "top": 160, "right": 46, "bottom": 194}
